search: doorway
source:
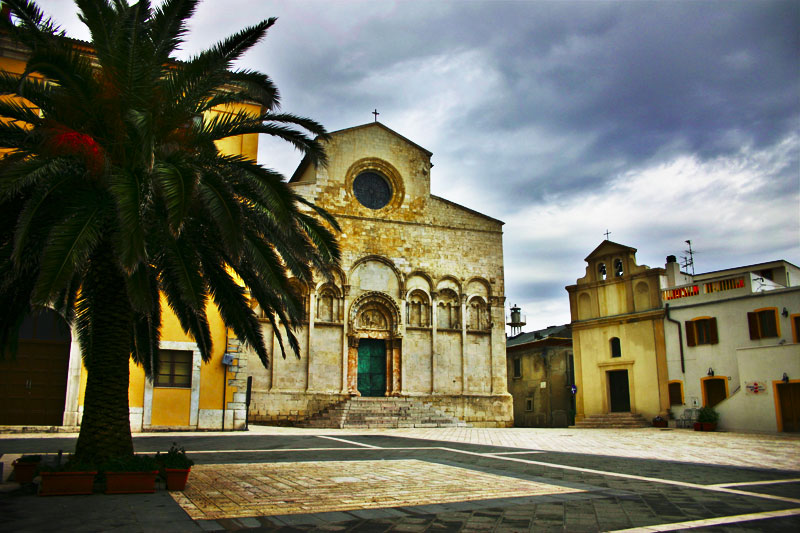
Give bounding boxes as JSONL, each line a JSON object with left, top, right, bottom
{"left": 777, "top": 382, "right": 800, "bottom": 432}
{"left": 608, "top": 370, "right": 631, "bottom": 412}
{"left": 703, "top": 377, "right": 727, "bottom": 408}
{"left": 0, "top": 310, "right": 71, "bottom": 425}
{"left": 357, "top": 339, "right": 386, "bottom": 397}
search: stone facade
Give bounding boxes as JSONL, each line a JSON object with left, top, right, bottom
{"left": 245, "top": 123, "right": 513, "bottom": 427}
{"left": 506, "top": 325, "right": 575, "bottom": 427}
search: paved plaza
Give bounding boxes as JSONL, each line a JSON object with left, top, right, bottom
{"left": 1, "top": 426, "right": 799, "bottom": 532}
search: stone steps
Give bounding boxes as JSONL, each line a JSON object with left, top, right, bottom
{"left": 572, "top": 412, "right": 650, "bottom": 429}
{"left": 297, "top": 396, "right": 469, "bottom": 429}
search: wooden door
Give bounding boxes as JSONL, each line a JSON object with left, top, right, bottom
{"left": 357, "top": 339, "right": 386, "bottom": 397}
{"left": 777, "top": 382, "right": 800, "bottom": 432}
{"left": 608, "top": 370, "right": 630, "bottom": 412}
{"left": 704, "top": 378, "right": 727, "bottom": 408}
{"left": 0, "top": 311, "right": 70, "bottom": 425}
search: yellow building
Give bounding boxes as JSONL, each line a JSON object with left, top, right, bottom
{"left": 565, "top": 241, "right": 670, "bottom": 426}
{"left": 0, "top": 33, "right": 256, "bottom": 431}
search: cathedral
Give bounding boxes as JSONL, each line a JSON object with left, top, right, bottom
{"left": 245, "top": 122, "right": 513, "bottom": 427}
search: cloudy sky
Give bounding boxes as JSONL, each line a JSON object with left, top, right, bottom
{"left": 36, "top": 0, "right": 800, "bottom": 331}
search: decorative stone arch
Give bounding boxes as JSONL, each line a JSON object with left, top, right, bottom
{"left": 466, "top": 295, "right": 490, "bottom": 332}
{"left": 287, "top": 278, "right": 310, "bottom": 323}
{"left": 406, "top": 270, "right": 434, "bottom": 293}
{"left": 316, "top": 264, "right": 347, "bottom": 291}
{"left": 346, "top": 291, "right": 404, "bottom": 397}
{"left": 406, "top": 288, "right": 431, "bottom": 328}
{"left": 436, "top": 275, "right": 462, "bottom": 295}
{"left": 349, "top": 254, "right": 405, "bottom": 296}
{"left": 345, "top": 157, "right": 406, "bottom": 213}
{"left": 465, "top": 276, "right": 492, "bottom": 300}
{"left": 348, "top": 291, "right": 402, "bottom": 338}
{"left": 316, "top": 282, "right": 344, "bottom": 323}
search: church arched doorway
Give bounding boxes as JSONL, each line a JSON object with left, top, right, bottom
{"left": 357, "top": 339, "right": 387, "bottom": 396}
{"left": 347, "top": 291, "right": 402, "bottom": 396}
{"left": 0, "top": 309, "right": 71, "bottom": 425}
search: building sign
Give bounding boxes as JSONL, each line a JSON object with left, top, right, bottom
{"left": 663, "top": 285, "right": 700, "bottom": 301}
{"left": 745, "top": 382, "right": 766, "bottom": 395}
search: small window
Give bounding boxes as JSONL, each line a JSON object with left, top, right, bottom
{"left": 156, "top": 350, "right": 193, "bottom": 388}
{"left": 747, "top": 308, "right": 779, "bottom": 340}
{"left": 792, "top": 314, "right": 800, "bottom": 343}
{"left": 685, "top": 317, "right": 719, "bottom": 346}
{"left": 525, "top": 397, "right": 533, "bottom": 411}
{"left": 598, "top": 263, "right": 607, "bottom": 281}
{"left": 513, "top": 357, "right": 522, "bottom": 379}
{"left": 668, "top": 381, "right": 683, "bottom": 406}
{"left": 610, "top": 337, "right": 621, "bottom": 358}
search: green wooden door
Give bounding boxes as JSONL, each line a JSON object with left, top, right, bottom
{"left": 357, "top": 339, "right": 386, "bottom": 397}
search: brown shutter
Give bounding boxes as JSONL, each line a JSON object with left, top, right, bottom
{"left": 709, "top": 317, "right": 719, "bottom": 344}
{"left": 747, "top": 312, "right": 760, "bottom": 340}
{"left": 685, "top": 321, "right": 696, "bottom": 346}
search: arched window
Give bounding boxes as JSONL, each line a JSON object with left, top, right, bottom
{"left": 406, "top": 290, "right": 430, "bottom": 327}
{"left": 437, "top": 289, "right": 460, "bottom": 329}
{"left": 316, "top": 284, "right": 342, "bottom": 322}
{"left": 468, "top": 297, "right": 489, "bottom": 331}
{"left": 610, "top": 337, "right": 621, "bottom": 358}
{"left": 598, "top": 263, "right": 607, "bottom": 281}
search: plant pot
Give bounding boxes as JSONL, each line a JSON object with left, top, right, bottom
{"left": 12, "top": 460, "right": 39, "bottom": 484}
{"left": 39, "top": 471, "right": 97, "bottom": 496}
{"left": 164, "top": 467, "right": 191, "bottom": 491}
{"left": 653, "top": 420, "right": 668, "bottom": 428}
{"left": 694, "top": 422, "right": 702, "bottom": 431}
{"left": 105, "top": 471, "right": 158, "bottom": 494}
{"left": 702, "top": 422, "right": 717, "bottom": 431}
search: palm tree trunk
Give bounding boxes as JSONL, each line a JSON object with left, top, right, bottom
{"left": 74, "top": 245, "right": 135, "bottom": 463}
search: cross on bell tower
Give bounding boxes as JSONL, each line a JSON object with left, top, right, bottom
{"left": 372, "top": 109, "right": 379, "bottom": 122}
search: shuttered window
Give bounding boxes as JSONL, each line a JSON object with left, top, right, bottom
{"left": 748, "top": 309, "right": 779, "bottom": 340}
{"left": 685, "top": 317, "right": 719, "bottom": 346}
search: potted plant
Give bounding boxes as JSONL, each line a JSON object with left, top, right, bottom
{"left": 101, "top": 455, "right": 159, "bottom": 494}
{"left": 39, "top": 457, "right": 97, "bottom": 496}
{"left": 652, "top": 415, "right": 668, "bottom": 428}
{"left": 696, "top": 406, "right": 719, "bottom": 431}
{"left": 156, "top": 442, "right": 195, "bottom": 491}
{"left": 12, "top": 455, "right": 41, "bottom": 484}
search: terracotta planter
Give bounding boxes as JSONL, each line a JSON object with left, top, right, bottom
{"left": 653, "top": 420, "right": 668, "bottom": 428}
{"left": 12, "top": 460, "right": 39, "bottom": 484}
{"left": 702, "top": 422, "right": 717, "bottom": 431}
{"left": 39, "top": 471, "right": 97, "bottom": 496}
{"left": 105, "top": 471, "right": 158, "bottom": 494}
{"left": 164, "top": 467, "right": 191, "bottom": 491}
{"left": 694, "top": 422, "right": 702, "bottom": 431}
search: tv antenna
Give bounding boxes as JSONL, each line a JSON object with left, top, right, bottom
{"left": 681, "top": 239, "right": 696, "bottom": 275}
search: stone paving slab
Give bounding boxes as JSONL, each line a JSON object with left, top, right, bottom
{"left": 172, "top": 460, "right": 583, "bottom": 520}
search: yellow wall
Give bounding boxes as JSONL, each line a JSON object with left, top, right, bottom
{"left": 151, "top": 388, "right": 191, "bottom": 426}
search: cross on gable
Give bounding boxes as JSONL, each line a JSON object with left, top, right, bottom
{"left": 372, "top": 109, "right": 379, "bottom": 122}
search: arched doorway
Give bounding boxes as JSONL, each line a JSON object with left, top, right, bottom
{"left": 347, "top": 292, "right": 402, "bottom": 396}
{"left": 0, "top": 309, "right": 71, "bottom": 425}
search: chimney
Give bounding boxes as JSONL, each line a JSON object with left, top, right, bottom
{"left": 665, "top": 255, "right": 682, "bottom": 287}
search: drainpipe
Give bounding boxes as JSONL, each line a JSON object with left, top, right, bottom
{"left": 665, "top": 303, "right": 685, "bottom": 374}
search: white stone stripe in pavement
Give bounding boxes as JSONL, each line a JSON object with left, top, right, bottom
{"left": 317, "top": 435, "right": 381, "bottom": 448}
{"left": 605, "top": 507, "right": 800, "bottom": 532}
{"left": 709, "top": 477, "right": 800, "bottom": 488}
{"left": 488, "top": 451, "right": 545, "bottom": 455}
{"left": 438, "top": 447, "right": 800, "bottom": 505}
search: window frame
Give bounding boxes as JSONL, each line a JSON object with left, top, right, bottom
{"left": 512, "top": 357, "right": 522, "bottom": 379}
{"left": 668, "top": 380, "right": 684, "bottom": 406}
{"left": 685, "top": 316, "right": 719, "bottom": 347}
{"left": 748, "top": 308, "right": 780, "bottom": 340}
{"left": 610, "top": 337, "right": 621, "bottom": 358}
{"left": 155, "top": 349, "right": 193, "bottom": 388}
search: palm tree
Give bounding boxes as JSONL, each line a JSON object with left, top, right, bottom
{"left": 0, "top": 0, "right": 340, "bottom": 462}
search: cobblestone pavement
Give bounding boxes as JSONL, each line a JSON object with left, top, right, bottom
{"left": 1, "top": 427, "right": 799, "bottom": 532}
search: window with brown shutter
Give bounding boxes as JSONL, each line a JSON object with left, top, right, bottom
{"left": 685, "top": 317, "right": 718, "bottom": 346}
{"left": 155, "top": 350, "right": 193, "bottom": 388}
{"left": 748, "top": 309, "right": 779, "bottom": 340}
